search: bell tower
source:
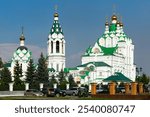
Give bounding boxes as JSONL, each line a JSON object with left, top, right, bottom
{"left": 47, "top": 8, "right": 66, "bottom": 72}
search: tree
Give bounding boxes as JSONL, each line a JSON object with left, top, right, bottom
{"left": 0, "top": 57, "right": 3, "bottom": 68}
{"left": 13, "top": 61, "right": 25, "bottom": 90}
{"left": 26, "top": 59, "right": 37, "bottom": 89}
{"left": 0, "top": 67, "right": 12, "bottom": 91}
{"left": 36, "top": 53, "right": 49, "bottom": 86}
{"left": 58, "top": 70, "right": 68, "bottom": 90}
{"left": 49, "top": 74, "right": 58, "bottom": 88}
{"left": 136, "top": 73, "right": 150, "bottom": 85}
{"left": 68, "top": 74, "right": 77, "bottom": 88}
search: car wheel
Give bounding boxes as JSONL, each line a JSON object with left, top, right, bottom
{"left": 56, "top": 93, "right": 60, "bottom": 97}
{"left": 63, "top": 92, "right": 66, "bottom": 97}
{"left": 72, "top": 92, "right": 76, "bottom": 96}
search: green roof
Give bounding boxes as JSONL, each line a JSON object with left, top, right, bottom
{"left": 50, "top": 19, "right": 63, "bottom": 35}
{"left": 4, "top": 62, "right": 11, "bottom": 67}
{"left": 100, "top": 45, "right": 118, "bottom": 55}
{"left": 64, "top": 67, "right": 78, "bottom": 73}
{"left": 103, "top": 72, "right": 132, "bottom": 82}
{"left": 48, "top": 68, "right": 55, "bottom": 72}
{"left": 109, "top": 24, "right": 117, "bottom": 32}
{"left": 77, "top": 62, "right": 111, "bottom": 68}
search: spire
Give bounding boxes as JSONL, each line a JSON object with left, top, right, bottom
{"left": 111, "top": 4, "right": 117, "bottom": 24}
{"left": 20, "top": 26, "right": 25, "bottom": 46}
{"left": 105, "top": 16, "right": 109, "bottom": 34}
{"left": 50, "top": 6, "right": 64, "bottom": 36}
{"left": 119, "top": 16, "right": 123, "bottom": 27}
{"left": 54, "top": 5, "right": 59, "bottom": 20}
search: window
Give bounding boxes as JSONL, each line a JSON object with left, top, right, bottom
{"left": 56, "top": 41, "right": 59, "bottom": 53}
{"left": 51, "top": 41, "right": 53, "bottom": 53}
{"left": 62, "top": 43, "right": 64, "bottom": 54}
{"left": 57, "top": 64, "right": 59, "bottom": 71}
{"left": 99, "top": 72, "right": 102, "bottom": 76}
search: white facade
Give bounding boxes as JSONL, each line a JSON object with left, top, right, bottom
{"left": 9, "top": 33, "right": 32, "bottom": 81}
{"left": 47, "top": 12, "right": 66, "bottom": 72}
{"left": 67, "top": 14, "right": 136, "bottom": 84}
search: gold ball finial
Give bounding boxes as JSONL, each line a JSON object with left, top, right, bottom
{"left": 54, "top": 13, "right": 59, "bottom": 17}
{"left": 54, "top": 5, "right": 59, "bottom": 17}
{"left": 111, "top": 15, "right": 117, "bottom": 20}
{"left": 105, "top": 16, "right": 109, "bottom": 26}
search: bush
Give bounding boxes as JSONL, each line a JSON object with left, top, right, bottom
{"left": 13, "top": 82, "right": 25, "bottom": 91}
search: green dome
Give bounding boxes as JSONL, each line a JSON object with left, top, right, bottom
{"left": 12, "top": 46, "right": 32, "bottom": 63}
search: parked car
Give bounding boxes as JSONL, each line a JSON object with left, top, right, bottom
{"left": 77, "top": 87, "right": 89, "bottom": 97}
{"left": 96, "top": 87, "right": 109, "bottom": 94}
{"left": 116, "top": 87, "right": 125, "bottom": 93}
{"left": 24, "top": 89, "right": 43, "bottom": 96}
{"left": 41, "top": 88, "right": 66, "bottom": 97}
{"left": 62, "top": 87, "right": 78, "bottom": 96}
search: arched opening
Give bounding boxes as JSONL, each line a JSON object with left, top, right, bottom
{"left": 56, "top": 41, "right": 60, "bottom": 53}
{"left": 51, "top": 41, "right": 53, "bottom": 53}
{"left": 62, "top": 42, "right": 64, "bottom": 54}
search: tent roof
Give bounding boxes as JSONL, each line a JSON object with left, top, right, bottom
{"left": 103, "top": 72, "right": 132, "bottom": 82}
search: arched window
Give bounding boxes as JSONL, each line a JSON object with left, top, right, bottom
{"left": 62, "top": 42, "right": 64, "bottom": 54}
{"left": 56, "top": 41, "right": 59, "bottom": 53}
{"left": 51, "top": 41, "right": 53, "bottom": 53}
{"left": 56, "top": 64, "right": 59, "bottom": 71}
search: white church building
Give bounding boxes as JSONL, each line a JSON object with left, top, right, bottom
{"left": 65, "top": 14, "right": 136, "bottom": 85}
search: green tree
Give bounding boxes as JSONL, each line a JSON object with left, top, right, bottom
{"left": 26, "top": 59, "right": 37, "bottom": 89}
{"left": 49, "top": 75, "right": 58, "bottom": 88}
{"left": 136, "top": 73, "right": 150, "bottom": 85}
{"left": 0, "top": 67, "right": 12, "bottom": 91}
{"left": 0, "top": 57, "right": 3, "bottom": 68}
{"left": 13, "top": 61, "right": 25, "bottom": 90}
{"left": 68, "top": 74, "right": 77, "bottom": 88}
{"left": 58, "top": 70, "right": 68, "bottom": 90}
{"left": 36, "top": 53, "right": 49, "bottom": 86}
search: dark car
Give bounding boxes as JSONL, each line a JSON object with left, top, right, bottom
{"left": 41, "top": 88, "right": 66, "bottom": 97}
{"left": 24, "top": 89, "right": 43, "bottom": 96}
{"left": 96, "top": 87, "right": 109, "bottom": 94}
{"left": 62, "top": 87, "right": 78, "bottom": 96}
{"left": 77, "top": 87, "right": 89, "bottom": 97}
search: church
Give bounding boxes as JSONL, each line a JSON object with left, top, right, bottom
{"left": 65, "top": 14, "right": 136, "bottom": 85}
{"left": 5, "top": 9, "right": 136, "bottom": 85}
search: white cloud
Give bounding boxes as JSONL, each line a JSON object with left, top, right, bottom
{"left": 0, "top": 43, "right": 46, "bottom": 62}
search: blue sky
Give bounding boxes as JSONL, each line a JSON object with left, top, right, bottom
{"left": 0, "top": 0, "right": 150, "bottom": 75}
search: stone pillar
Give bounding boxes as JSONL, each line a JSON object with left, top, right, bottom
{"left": 53, "top": 83, "right": 57, "bottom": 89}
{"left": 39, "top": 83, "right": 44, "bottom": 90}
{"left": 138, "top": 83, "right": 143, "bottom": 94}
{"left": 89, "top": 84, "right": 91, "bottom": 93}
{"left": 25, "top": 83, "right": 29, "bottom": 90}
{"left": 9, "top": 82, "right": 14, "bottom": 92}
{"left": 66, "top": 84, "right": 69, "bottom": 89}
{"left": 125, "top": 83, "right": 130, "bottom": 94}
{"left": 109, "top": 82, "right": 116, "bottom": 95}
{"left": 78, "top": 83, "right": 81, "bottom": 87}
{"left": 91, "top": 83, "right": 97, "bottom": 95}
{"left": 131, "top": 82, "right": 137, "bottom": 95}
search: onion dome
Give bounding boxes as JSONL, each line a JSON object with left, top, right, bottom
{"left": 111, "top": 15, "right": 117, "bottom": 21}
{"left": 120, "top": 22, "right": 123, "bottom": 27}
{"left": 54, "top": 12, "right": 59, "bottom": 17}
{"left": 117, "top": 21, "right": 120, "bottom": 25}
{"left": 12, "top": 32, "right": 32, "bottom": 63}
{"left": 105, "top": 22, "right": 109, "bottom": 26}
{"left": 20, "top": 34, "right": 25, "bottom": 41}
